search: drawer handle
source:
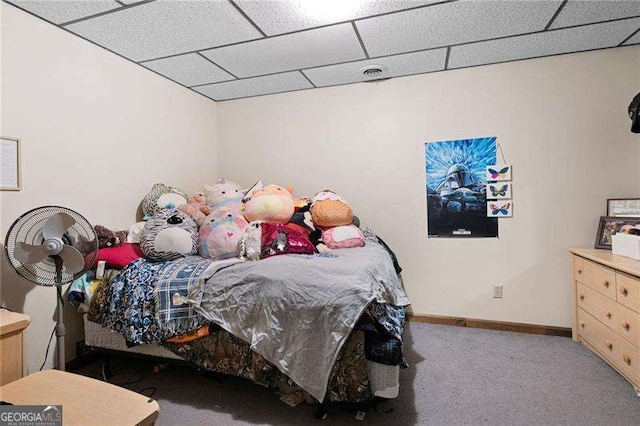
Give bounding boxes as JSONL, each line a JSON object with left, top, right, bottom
{"left": 605, "top": 341, "right": 613, "bottom": 350}
{"left": 580, "top": 321, "right": 585, "bottom": 328}
{"left": 622, "top": 322, "right": 630, "bottom": 331}
{"left": 577, "top": 268, "right": 583, "bottom": 275}
{"left": 579, "top": 294, "right": 585, "bottom": 301}
{"left": 620, "top": 287, "right": 628, "bottom": 296}
{"left": 603, "top": 280, "right": 610, "bottom": 288}
{"left": 623, "top": 354, "right": 632, "bottom": 366}
{"left": 606, "top": 311, "right": 612, "bottom": 319}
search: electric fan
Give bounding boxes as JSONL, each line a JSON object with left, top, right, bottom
{"left": 4, "top": 206, "right": 98, "bottom": 371}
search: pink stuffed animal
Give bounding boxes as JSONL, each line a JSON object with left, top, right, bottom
{"left": 203, "top": 177, "right": 244, "bottom": 213}
{"left": 179, "top": 193, "right": 211, "bottom": 226}
{"left": 198, "top": 210, "right": 248, "bottom": 260}
{"left": 244, "top": 184, "right": 303, "bottom": 224}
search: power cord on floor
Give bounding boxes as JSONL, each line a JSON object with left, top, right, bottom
{"left": 100, "top": 362, "right": 157, "bottom": 400}
{"left": 39, "top": 326, "right": 56, "bottom": 371}
{"left": 39, "top": 290, "right": 66, "bottom": 371}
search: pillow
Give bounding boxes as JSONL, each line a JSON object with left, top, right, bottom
{"left": 261, "top": 223, "right": 316, "bottom": 258}
{"left": 87, "top": 243, "right": 143, "bottom": 269}
{"left": 322, "top": 225, "right": 365, "bottom": 249}
{"left": 141, "top": 183, "right": 189, "bottom": 220}
{"left": 141, "top": 209, "right": 198, "bottom": 261}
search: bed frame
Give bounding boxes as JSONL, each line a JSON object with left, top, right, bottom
{"left": 82, "top": 315, "right": 400, "bottom": 399}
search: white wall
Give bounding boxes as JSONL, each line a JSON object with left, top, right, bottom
{"left": 217, "top": 46, "right": 640, "bottom": 328}
{"left": 0, "top": 4, "right": 217, "bottom": 372}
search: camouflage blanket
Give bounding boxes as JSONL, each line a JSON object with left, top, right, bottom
{"left": 164, "top": 328, "right": 371, "bottom": 403}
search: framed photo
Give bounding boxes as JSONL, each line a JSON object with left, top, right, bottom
{"left": 606, "top": 198, "right": 640, "bottom": 217}
{"left": 0, "top": 136, "right": 21, "bottom": 191}
{"left": 595, "top": 216, "right": 640, "bottom": 249}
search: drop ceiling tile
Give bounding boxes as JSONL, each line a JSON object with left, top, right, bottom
{"left": 235, "top": 0, "right": 437, "bottom": 35}
{"left": 200, "top": 23, "right": 365, "bottom": 79}
{"left": 141, "top": 53, "right": 235, "bottom": 87}
{"left": 193, "top": 72, "right": 312, "bottom": 101}
{"left": 7, "top": 0, "right": 120, "bottom": 25}
{"left": 65, "top": 0, "right": 262, "bottom": 62}
{"left": 550, "top": 0, "right": 640, "bottom": 29}
{"left": 355, "top": 0, "right": 562, "bottom": 57}
{"left": 304, "top": 49, "right": 447, "bottom": 87}
{"left": 624, "top": 28, "right": 640, "bottom": 45}
{"left": 449, "top": 17, "right": 640, "bottom": 69}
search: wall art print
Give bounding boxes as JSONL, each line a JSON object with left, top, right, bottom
{"left": 425, "top": 137, "right": 498, "bottom": 238}
{"left": 487, "top": 201, "right": 513, "bottom": 218}
{"left": 486, "top": 182, "right": 512, "bottom": 200}
{"left": 486, "top": 164, "right": 512, "bottom": 181}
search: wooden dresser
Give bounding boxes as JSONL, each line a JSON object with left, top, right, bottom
{"left": 570, "top": 248, "right": 640, "bottom": 392}
{"left": 0, "top": 310, "right": 30, "bottom": 385}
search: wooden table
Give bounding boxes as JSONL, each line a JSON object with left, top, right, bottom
{"left": 0, "top": 310, "right": 30, "bottom": 385}
{"left": 0, "top": 370, "right": 159, "bottom": 425}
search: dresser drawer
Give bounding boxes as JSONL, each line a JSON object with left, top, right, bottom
{"left": 613, "top": 336, "right": 640, "bottom": 384}
{"left": 575, "top": 257, "right": 616, "bottom": 299}
{"left": 577, "top": 283, "right": 617, "bottom": 331}
{"left": 577, "top": 308, "right": 619, "bottom": 364}
{"left": 617, "top": 272, "right": 640, "bottom": 313}
{"left": 616, "top": 303, "right": 640, "bottom": 348}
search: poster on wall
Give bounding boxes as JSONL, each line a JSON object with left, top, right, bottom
{"left": 425, "top": 137, "right": 498, "bottom": 238}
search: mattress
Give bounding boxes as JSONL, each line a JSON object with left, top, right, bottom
{"left": 83, "top": 315, "right": 181, "bottom": 360}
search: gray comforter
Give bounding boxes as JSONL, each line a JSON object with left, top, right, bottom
{"left": 188, "top": 237, "right": 409, "bottom": 401}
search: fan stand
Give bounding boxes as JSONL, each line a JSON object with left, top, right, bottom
{"left": 54, "top": 256, "right": 65, "bottom": 371}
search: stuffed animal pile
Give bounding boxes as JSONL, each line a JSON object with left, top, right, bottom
{"left": 92, "top": 179, "right": 366, "bottom": 268}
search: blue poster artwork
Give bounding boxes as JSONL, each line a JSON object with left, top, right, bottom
{"left": 425, "top": 137, "right": 498, "bottom": 238}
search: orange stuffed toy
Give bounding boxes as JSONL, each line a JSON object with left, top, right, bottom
{"left": 310, "top": 190, "right": 353, "bottom": 228}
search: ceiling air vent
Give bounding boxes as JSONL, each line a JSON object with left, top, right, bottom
{"left": 359, "top": 65, "right": 390, "bottom": 82}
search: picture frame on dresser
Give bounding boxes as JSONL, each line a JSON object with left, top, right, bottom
{"left": 607, "top": 198, "right": 640, "bottom": 217}
{"left": 595, "top": 216, "right": 640, "bottom": 249}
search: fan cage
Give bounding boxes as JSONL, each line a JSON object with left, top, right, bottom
{"left": 4, "top": 206, "right": 98, "bottom": 286}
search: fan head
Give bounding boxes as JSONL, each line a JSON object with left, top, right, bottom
{"left": 4, "top": 206, "right": 98, "bottom": 286}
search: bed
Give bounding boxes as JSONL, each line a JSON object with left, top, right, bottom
{"left": 77, "top": 230, "right": 409, "bottom": 405}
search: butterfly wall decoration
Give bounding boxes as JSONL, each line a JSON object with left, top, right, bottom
{"left": 485, "top": 164, "right": 512, "bottom": 181}
{"left": 486, "top": 182, "right": 512, "bottom": 200}
{"left": 487, "top": 202, "right": 513, "bottom": 217}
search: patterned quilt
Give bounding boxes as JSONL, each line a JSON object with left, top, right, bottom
{"left": 89, "top": 257, "right": 211, "bottom": 346}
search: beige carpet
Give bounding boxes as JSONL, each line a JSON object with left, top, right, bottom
{"left": 76, "top": 321, "right": 640, "bottom": 425}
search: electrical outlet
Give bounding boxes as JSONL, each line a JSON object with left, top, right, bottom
{"left": 493, "top": 285, "right": 503, "bottom": 299}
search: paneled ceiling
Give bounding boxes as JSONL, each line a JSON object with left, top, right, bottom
{"left": 6, "top": 0, "right": 640, "bottom": 102}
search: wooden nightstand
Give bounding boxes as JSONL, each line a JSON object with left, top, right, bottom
{"left": 0, "top": 370, "right": 159, "bottom": 425}
{"left": 0, "top": 310, "right": 30, "bottom": 385}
